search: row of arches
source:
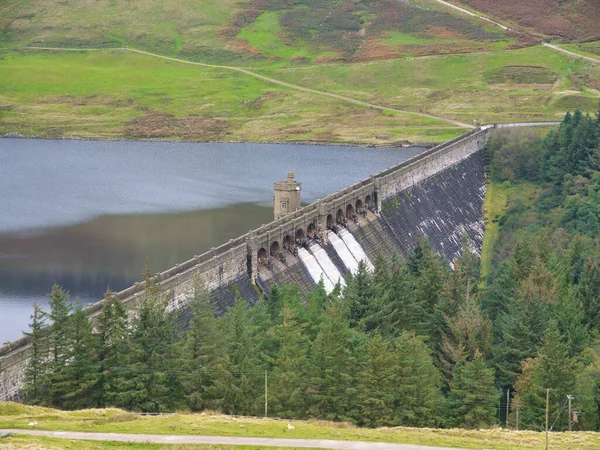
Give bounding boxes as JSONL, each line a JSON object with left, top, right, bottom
{"left": 257, "top": 195, "right": 374, "bottom": 265}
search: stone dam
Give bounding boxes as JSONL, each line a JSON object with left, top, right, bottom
{"left": 0, "top": 126, "right": 492, "bottom": 402}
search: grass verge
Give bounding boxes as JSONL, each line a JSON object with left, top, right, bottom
{"left": 0, "top": 434, "right": 307, "bottom": 450}
{"left": 1, "top": 403, "right": 600, "bottom": 450}
{"left": 480, "top": 181, "right": 509, "bottom": 283}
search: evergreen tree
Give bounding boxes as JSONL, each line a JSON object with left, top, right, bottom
{"left": 307, "top": 302, "right": 360, "bottom": 422}
{"left": 393, "top": 332, "right": 444, "bottom": 427}
{"left": 514, "top": 320, "right": 576, "bottom": 430}
{"left": 575, "top": 258, "right": 600, "bottom": 332}
{"left": 22, "top": 303, "right": 48, "bottom": 404}
{"left": 213, "top": 298, "right": 261, "bottom": 415}
{"left": 97, "top": 288, "right": 131, "bottom": 408}
{"left": 370, "top": 256, "right": 422, "bottom": 336}
{"left": 446, "top": 352, "right": 499, "bottom": 429}
{"left": 45, "top": 284, "right": 73, "bottom": 407}
{"left": 59, "top": 302, "right": 100, "bottom": 409}
{"left": 492, "top": 292, "right": 549, "bottom": 390}
{"left": 183, "top": 278, "right": 223, "bottom": 411}
{"left": 268, "top": 303, "right": 309, "bottom": 418}
{"left": 266, "top": 284, "right": 283, "bottom": 323}
{"left": 343, "top": 262, "right": 375, "bottom": 329}
{"left": 124, "top": 275, "right": 180, "bottom": 412}
{"left": 439, "top": 285, "right": 492, "bottom": 383}
{"left": 358, "top": 333, "right": 397, "bottom": 427}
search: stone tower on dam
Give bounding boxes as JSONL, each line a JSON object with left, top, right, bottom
{"left": 0, "top": 127, "right": 494, "bottom": 402}
{"left": 273, "top": 172, "right": 301, "bottom": 220}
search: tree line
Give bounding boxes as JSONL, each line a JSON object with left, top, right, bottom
{"left": 22, "top": 105, "right": 600, "bottom": 430}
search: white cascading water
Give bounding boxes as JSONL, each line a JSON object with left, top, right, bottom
{"left": 297, "top": 247, "right": 336, "bottom": 293}
{"left": 327, "top": 230, "right": 360, "bottom": 275}
{"left": 338, "top": 228, "right": 374, "bottom": 271}
{"left": 307, "top": 241, "right": 346, "bottom": 288}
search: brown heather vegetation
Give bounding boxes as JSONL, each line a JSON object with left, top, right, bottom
{"left": 456, "top": 0, "right": 600, "bottom": 41}
{"left": 224, "top": 0, "right": 517, "bottom": 63}
{"left": 125, "top": 114, "right": 229, "bottom": 141}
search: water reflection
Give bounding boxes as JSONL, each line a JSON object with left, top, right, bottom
{"left": 0, "top": 203, "right": 273, "bottom": 343}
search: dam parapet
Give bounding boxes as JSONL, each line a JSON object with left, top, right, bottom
{"left": 0, "top": 126, "right": 492, "bottom": 401}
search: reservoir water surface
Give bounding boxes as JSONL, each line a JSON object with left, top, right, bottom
{"left": 0, "top": 138, "right": 424, "bottom": 343}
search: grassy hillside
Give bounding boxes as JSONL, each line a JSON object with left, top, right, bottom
{"left": 455, "top": 0, "right": 600, "bottom": 40}
{"left": 1, "top": 403, "right": 600, "bottom": 450}
{"left": 257, "top": 46, "right": 600, "bottom": 124}
{"left": 0, "top": 1, "right": 599, "bottom": 142}
{"left": 0, "top": 0, "right": 519, "bottom": 65}
{"left": 0, "top": 49, "right": 463, "bottom": 143}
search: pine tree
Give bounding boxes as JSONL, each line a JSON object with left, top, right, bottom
{"left": 370, "top": 256, "right": 422, "bottom": 336}
{"left": 45, "top": 284, "right": 73, "bottom": 407}
{"left": 343, "top": 262, "right": 375, "bottom": 328}
{"left": 307, "top": 302, "right": 360, "bottom": 422}
{"left": 97, "top": 288, "right": 130, "bottom": 408}
{"left": 268, "top": 303, "right": 309, "bottom": 418}
{"left": 393, "top": 332, "right": 444, "bottom": 427}
{"left": 439, "top": 285, "right": 492, "bottom": 383}
{"left": 492, "top": 292, "right": 549, "bottom": 390}
{"left": 575, "top": 258, "right": 600, "bottom": 332}
{"left": 446, "top": 352, "right": 499, "bottom": 429}
{"left": 183, "top": 278, "right": 222, "bottom": 411}
{"left": 514, "top": 320, "right": 576, "bottom": 430}
{"left": 124, "top": 275, "right": 180, "bottom": 412}
{"left": 358, "top": 333, "right": 397, "bottom": 427}
{"left": 213, "top": 298, "right": 261, "bottom": 415}
{"left": 59, "top": 302, "right": 100, "bottom": 409}
{"left": 22, "top": 303, "right": 48, "bottom": 404}
{"left": 266, "top": 284, "right": 283, "bottom": 323}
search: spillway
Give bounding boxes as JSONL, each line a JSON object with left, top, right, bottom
{"left": 297, "top": 247, "right": 335, "bottom": 293}
{"left": 307, "top": 242, "right": 346, "bottom": 288}
{"left": 338, "top": 228, "right": 374, "bottom": 271}
{"left": 327, "top": 230, "right": 360, "bottom": 275}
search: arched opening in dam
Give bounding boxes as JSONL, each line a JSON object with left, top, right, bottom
{"left": 355, "top": 199, "right": 363, "bottom": 213}
{"left": 270, "top": 241, "right": 280, "bottom": 256}
{"left": 307, "top": 223, "right": 316, "bottom": 238}
{"left": 257, "top": 247, "right": 268, "bottom": 265}
{"left": 296, "top": 228, "right": 305, "bottom": 245}
{"left": 365, "top": 195, "right": 372, "bottom": 209}
{"left": 283, "top": 235, "right": 293, "bottom": 251}
{"left": 336, "top": 209, "right": 344, "bottom": 224}
{"left": 326, "top": 214, "right": 334, "bottom": 229}
{"left": 346, "top": 204, "right": 355, "bottom": 219}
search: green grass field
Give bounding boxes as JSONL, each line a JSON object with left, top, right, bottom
{"left": 0, "top": 435, "right": 302, "bottom": 450}
{"left": 257, "top": 46, "right": 600, "bottom": 125}
{"left": 0, "top": 48, "right": 466, "bottom": 143}
{"left": 1, "top": 403, "right": 599, "bottom": 450}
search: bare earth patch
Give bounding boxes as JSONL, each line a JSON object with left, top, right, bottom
{"left": 125, "top": 114, "right": 229, "bottom": 140}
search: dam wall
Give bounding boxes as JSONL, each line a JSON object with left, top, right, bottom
{"left": 0, "top": 126, "right": 491, "bottom": 402}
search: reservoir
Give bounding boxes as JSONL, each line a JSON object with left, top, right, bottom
{"left": 0, "top": 138, "right": 424, "bottom": 343}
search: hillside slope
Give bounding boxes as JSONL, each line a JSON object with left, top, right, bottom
{"left": 455, "top": 0, "right": 600, "bottom": 40}
{"left": 0, "top": 0, "right": 519, "bottom": 64}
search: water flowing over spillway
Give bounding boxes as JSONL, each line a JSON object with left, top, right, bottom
{"left": 327, "top": 230, "right": 360, "bottom": 275}
{"left": 297, "top": 247, "right": 335, "bottom": 293}
{"left": 338, "top": 228, "right": 374, "bottom": 271}
{"left": 307, "top": 241, "right": 346, "bottom": 289}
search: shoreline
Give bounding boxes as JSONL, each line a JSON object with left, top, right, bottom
{"left": 1, "top": 132, "right": 435, "bottom": 149}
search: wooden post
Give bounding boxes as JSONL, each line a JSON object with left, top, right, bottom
{"left": 264, "top": 370, "right": 268, "bottom": 419}
{"left": 568, "top": 395, "right": 573, "bottom": 432}
{"left": 516, "top": 406, "right": 519, "bottom": 431}
{"left": 506, "top": 389, "right": 510, "bottom": 428}
{"left": 545, "top": 389, "right": 550, "bottom": 450}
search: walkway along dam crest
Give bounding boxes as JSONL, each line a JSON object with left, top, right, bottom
{"left": 1, "top": 125, "right": 511, "bottom": 401}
